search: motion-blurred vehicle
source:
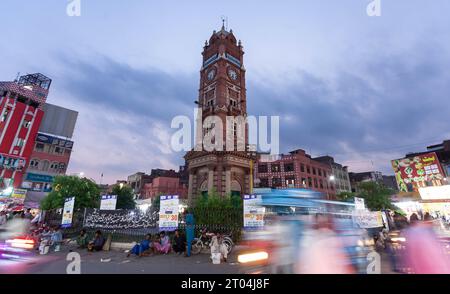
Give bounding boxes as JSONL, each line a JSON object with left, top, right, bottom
{"left": 237, "top": 188, "right": 375, "bottom": 274}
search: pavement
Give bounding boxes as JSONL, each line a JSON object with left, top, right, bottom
{"left": 0, "top": 245, "right": 242, "bottom": 274}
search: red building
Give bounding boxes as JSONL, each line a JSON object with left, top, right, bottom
{"left": 142, "top": 176, "right": 188, "bottom": 200}
{"left": 0, "top": 74, "right": 51, "bottom": 190}
{"left": 254, "top": 149, "right": 335, "bottom": 199}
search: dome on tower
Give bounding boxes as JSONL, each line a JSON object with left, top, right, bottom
{"left": 209, "top": 24, "right": 237, "bottom": 45}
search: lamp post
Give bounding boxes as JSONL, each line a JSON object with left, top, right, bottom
{"left": 328, "top": 175, "right": 336, "bottom": 200}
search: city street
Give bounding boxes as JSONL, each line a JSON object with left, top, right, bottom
{"left": 0, "top": 246, "right": 241, "bottom": 274}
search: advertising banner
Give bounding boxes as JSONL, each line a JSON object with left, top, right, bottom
{"left": 159, "top": 195, "right": 179, "bottom": 231}
{"left": 353, "top": 210, "right": 383, "bottom": 229}
{"left": 354, "top": 197, "right": 365, "bottom": 210}
{"left": 419, "top": 185, "right": 450, "bottom": 200}
{"left": 61, "top": 197, "right": 75, "bottom": 228}
{"left": 100, "top": 195, "right": 117, "bottom": 210}
{"left": 392, "top": 152, "right": 446, "bottom": 192}
{"left": 12, "top": 188, "right": 27, "bottom": 199}
{"left": 243, "top": 194, "right": 265, "bottom": 229}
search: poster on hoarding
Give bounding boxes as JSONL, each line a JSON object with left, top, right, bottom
{"left": 353, "top": 210, "right": 383, "bottom": 229}
{"left": 419, "top": 185, "right": 450, "bottom": 200}
{"left": 12, "top": 189, "right": 27, "bottom": 199}
{"left": 354, "top": 197, "right": 365, "bottom": 210}
{"left": 243, "top": 194, "right": 265, "bottom": 229}
{"left": 391, "top": 152, "right": 446, "bottom": 192}
{"left": 100, "top": 195, "right": 117, "bottom": 210}
{"left": 61, "top": 197, "right": 75, "bottom": 228}
{"left": 159, "top": 195, "right": 179, "bottom": 231}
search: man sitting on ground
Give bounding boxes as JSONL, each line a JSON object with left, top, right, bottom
{"left": 88, "top": 230, "right": 105, "bottom": 252}
{"left": 77, "top": 229, "right": 88, "bottom": 249}
{"left": 127, "top": 234, "right": 153, "bottom": 257}
{"left": 172, "top": 230, "right": 186, "bottom": 255}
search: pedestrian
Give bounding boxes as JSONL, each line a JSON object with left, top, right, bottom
{"left": 154, "top": 231, "right": 171, "bottom": 254}
{"left": 76, "top": 229, "right": 89, "bottom": 249}
{"left": 210, "top": 232, "right": 228, "bottom": 263}
{"left": 0, "top": 211, "right": 7, "bottom": 226}
{"left": 172, "top": 230, "right": 186, "bottom": 255}
{"left": 88, "top": 230, "right": 105, "bottom": 252}
{"left": 127, "top": 234, "right": 153, "bottom": 257}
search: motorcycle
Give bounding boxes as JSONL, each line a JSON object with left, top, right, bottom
{"left": 191, "top": 229, "right": 234, "bottom": 255}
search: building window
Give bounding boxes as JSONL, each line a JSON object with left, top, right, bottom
{"left": 41, "top": 160, "right": 50, "bottom": 172}
{"left": 314, "top": 178, "right": 318, "bottom": 188}
{"left": 312, "top": 167, "right": 316, "bottom": 175}
{"left": 54, "top": 146, "right": 64, "bottom": 155}
{"left": 318, "top": 169, "right": 322, "bottom": 177}
{"left": 308, "top": 177, "right": 312, "bottom": 187}
{"left": 284, "top": 163, "right": 294, "bottom": 172}
{"left": 301, "top": 177, "right": 307, "bottom": 187}
{"left": 271, "top": 164, "right": 281, "bottom": 172}
{"left": 15, "top": 138, "right": 25, "bottom": 147}
{"left": 29, "top": 159, "right": 39, "bottom": 169}
{"left": 258, "top": 164, "right": 268, "bottom": 173}
{"left": 285, "top": 176, "right": 295, "bottom": 187}
{"left": 300, "top": 164, "right": 305, "bottom": 173}
{"left": 319, "top": 179, "right": 324, "bottom": 189}
{"left": 272, "top": 177, "right": 282, "bottom": 187}
{"left": 1, "top": 109, "right": 9, "bottom": 122}
{"left": 306, "top": 166, "right": 311, "bottom": 174}
{"left": 35, "top": 143, "right": 45, "bottom": 152}
{"left": 259, "top": 178, "right": 269, "bottom": 188}
{"left": 323, "top": 171, "right": 327, "bottom": 178}
{"left": 23, "top": 120, "right": 31, "bottom": 128}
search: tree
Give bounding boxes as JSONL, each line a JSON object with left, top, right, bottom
{"left": 111, "top": 185, "right": 136, "bottom": 210}
{"left": 193, "top": 190, "right": 243, "bottom": 226}
{"left": 40, "top": 175, "right": 100, "bottom": 210}
{"left": 336, "top": 191, "right": 355, "bottom": 202}
{"left": 357, "top": 181, "right": 395, "bottom": 211}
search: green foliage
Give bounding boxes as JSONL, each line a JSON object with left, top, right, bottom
{"left": 336, "top": 191, "right": 355, "bottom": 202}
{"left": 152, "top": 195, "right": 161, "bottom": 211}
{"left": 40, "top": 175, "right": 100, "bottom": 210}
{"left": 192, "top": 190, "right": 243, "bottom": 227}
{"left": 357, "top": 181, "right": 395, "bottom": 211}
{"left": 111, "top": 185, "right": 136, "bottom": 209}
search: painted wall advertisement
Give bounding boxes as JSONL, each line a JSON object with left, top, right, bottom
{"left": 392, "top": 152, "right": 446, "bottom": 192}
{"left": 159, "top": 195, "right": 179, "bottom": 231}
{"left": 100, "top": 195, "right": 117, "bottom": 210}
{"left": 243, "top": 194, "right": 265, "bottom": 229}
{"left": 61, "top": 197, "right": 75, "bottom": 228}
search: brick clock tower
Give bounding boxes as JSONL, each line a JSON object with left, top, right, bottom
{"left": 185, "top": 24, "right": 253, "bottom": 204}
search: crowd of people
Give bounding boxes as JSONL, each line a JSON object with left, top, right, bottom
{"left": 126, "top": 230, "right": 187, "bottom": 257}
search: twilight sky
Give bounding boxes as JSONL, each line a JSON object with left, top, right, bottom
{"left": 1, "top": 0, "right": 450, "bottom": 184}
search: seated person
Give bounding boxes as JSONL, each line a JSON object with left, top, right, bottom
{"left": 88, "top": 230, "right": 105, "bottom": 252}
{"left": 154, "top": 231, "right": 171, "bottom": 254}
{"left": 128, "top": 234, "right": 153, "bottom": 257}
{"left": 76, "top": 229, "right": 88, "bottom": 249}
{"left": 172, "top": 230, "right": 186, "bottom": 255}
{"left": 210, "top": 233, "right": 228, "bottom": 262}
{"left": 49, "top": 226, "right": 63, "bottom": 251}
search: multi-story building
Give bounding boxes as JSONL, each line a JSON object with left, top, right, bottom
{"left": 21, "top": 103, "right": 78, "bottom": 192}
{"left": 142, "top": 176, "right": 188, "bottom": 199}
{"left": 0, "top": 73, "right": 51, "bottom": 191}
{"left": 127, "top": 169, "right": 182, "bottom": 198}
{"left": 22, "top": 133, "right": 74, "bottom": 192}
{"left": 424, "top": 140, "right": 450, "bottom": 178}
{"left": 313, "top": 156, "right": 351, "bottom": 194}
{"left": 348, "top": 171, "right": 383, "bottom": 193}
{"left": 254, "top": 149, "right": 335, "bottom": 199}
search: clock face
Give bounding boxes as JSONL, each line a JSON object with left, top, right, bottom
{"left": 207, "top": 69, "right": 216, "bottom": 81}
{"left": 228, "top": 69, "right": 238, "bottom": 80}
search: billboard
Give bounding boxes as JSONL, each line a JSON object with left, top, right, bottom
{"left": 61, "top": 197, "right": 75, "bottom": 228}
{"left": 159, "top": 195, "right": 179, "bottom": 231}
{"left": 36, "top": 133, "right": 74, "bottom": 150}
{"left": 243, "top": 194, "right": 265, "bottom": 229}
{"left": 392, "top": 152, "right": 446, "bottom": 192}
{"left": 40, "top": 103, "right": 78, "bottom": 138}
{"left": 100, "top": 195, "right": 117, "bottom": 210}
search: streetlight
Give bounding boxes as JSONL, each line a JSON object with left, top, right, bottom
{"left": 119, "top": 183, "right": 124, "bottom": 189}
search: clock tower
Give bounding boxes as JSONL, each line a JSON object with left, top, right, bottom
{"left": 185, "top": 24, "right": 253, "bottom": 203}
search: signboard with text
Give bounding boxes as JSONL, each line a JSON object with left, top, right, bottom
{"left": 243, "top": 194, "right": 265, "bottom": 229}
{"left": 100, "top": 195, "right": 117, "bottom": 210}
{"left": 354, "top": 197, "right": 365, "bottom": 210}
{"left": 392, "top": 152, "right": 446, "bottom": 192}
{"left": 61, "top": 197, "right": 75, "bottom": 228}
{"left": 352, "top": 210, "right": 383, "bottom": 229}
{"left": 12, "top": 189, "right": 27, "bottom": 199}
{"left": 159, "top": 195, "right": 179, "bottom": 231}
